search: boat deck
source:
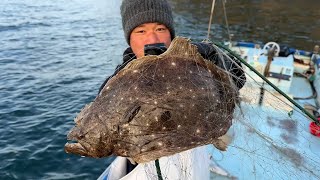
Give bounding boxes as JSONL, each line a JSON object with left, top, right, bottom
{"left": 208, "top": 44, "right": 320, "bottom": 179}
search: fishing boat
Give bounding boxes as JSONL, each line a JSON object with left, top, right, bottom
{"left": 97, "top": 41, "right": 320, "bottom": 180}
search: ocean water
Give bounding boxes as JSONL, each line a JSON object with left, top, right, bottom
{"left": 0, "top": 0, "right": 319, "bottom": 179}
{"left": 0, "top": 0, "right": 123, "bottom": 179}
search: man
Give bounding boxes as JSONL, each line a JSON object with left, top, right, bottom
{"left": 99, "top": 0, "right": 245, "bottom": 177}
{"left": 99, "top": 0, "right": 245, "bottom": 93}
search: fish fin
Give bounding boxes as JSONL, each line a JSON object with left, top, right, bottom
{"left": 212, "top": 134, "right": 232, "bottom": 151}
{"left": 160, "top": 37, "right": 203, "bottom": 61}
{"left": 127, "top": 158, "right": 137, "bottom": 165}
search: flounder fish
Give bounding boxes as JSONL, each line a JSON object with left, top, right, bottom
{"left": 65, "top": 37, "right": 238, "bottom": 163}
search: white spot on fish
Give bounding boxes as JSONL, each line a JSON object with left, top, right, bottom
{"left": 179, "top": 104, "right": 184, "bottom": 108}
{"left": 196, "top": 129, "right": 201, "bottom": 133}
{"left": 154, "top": 101, "right": 158, "bottom": 105}
{"left": 133, "top": 70, "right": 138, "bottom": 73}
{"left": 167, "top": 91, "right": 170, "bottom": 94}
{"left": 177, "top": 125, "right": 181, "bottom": 128}
{"left": 162, "top": 127, "right": 166, "bottom": 130}
{"left": 189, "top": 70, "right": 193, "bottom": 74}
{"left": 121, "top": 97, "right": 124, "bottom": 100}
{"left": 134, "top": 87, "right": 137, "bottom": 90}
{"left": 155, "top": 117, "right": 158, "bottom": 121}
{"left": 158, "top": 142, "right": 163, "bottom": 146}
{"left": 178, "top": 76, "right": 181, "bottom": 80}
{"left": 189, "top": 89, "right": 193, "bottom": 92}
{"left": 179, "top": 86, "right": 183, "bottom": 89}
{"left": 162, "top": 74, "right": 165, "bottom": 78}
{"left": 171, "top": 62, "right": 176, "bottom": 66}
{"left": 106, "top": 86, "right": 110, "bottom": 90}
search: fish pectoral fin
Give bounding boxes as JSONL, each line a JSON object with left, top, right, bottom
{"left": 212, "top": 134, "right": 232, "bottom": 151}
{"left": 127, "top": 158, "right": 137, "bottom": 165}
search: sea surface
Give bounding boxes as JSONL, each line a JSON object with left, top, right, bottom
{"left": 0, "top": 0, "right": 319, "bottom": 179}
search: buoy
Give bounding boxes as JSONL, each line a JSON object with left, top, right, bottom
{"left": 309, "top": 118, "right": 320, "bottom": 137}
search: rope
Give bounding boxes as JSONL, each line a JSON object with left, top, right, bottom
{"left": 206, "top": 0, "right": 216, "bottom": 41}
{"left": 155, "top": 159, "right": 163, "bottom": 180}
{"left": 222, "top": 0, "right": 232, "bottom": 43}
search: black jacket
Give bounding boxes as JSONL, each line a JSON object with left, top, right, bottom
{"left": 99, "top": 42, "right": 246, "bottom": 93}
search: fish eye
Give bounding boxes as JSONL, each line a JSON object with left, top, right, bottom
{"left": 79, "top": 134, "right": 85, "bottom": 139}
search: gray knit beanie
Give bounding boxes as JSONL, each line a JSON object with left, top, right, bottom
{"left": 120, "top": 0, "right": 175, "bottom": 45}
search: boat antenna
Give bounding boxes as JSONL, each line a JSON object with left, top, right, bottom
{"left": 206, "top": 0, "right": 216, "bottom": 41}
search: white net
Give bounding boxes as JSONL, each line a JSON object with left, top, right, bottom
{"left": 112, "top": 39, "right": 319, "bottom": 180}
{"left": 69, "top": 37, "right": 320, "bottom": 180}
{"left": 205, "top": 41, "right": 320, "bottom": 180}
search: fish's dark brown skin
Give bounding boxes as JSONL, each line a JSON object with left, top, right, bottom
{"left": 65, "top": 37, "right": 238, "bottom": 163}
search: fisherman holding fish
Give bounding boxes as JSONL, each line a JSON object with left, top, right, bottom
{"left": 65, "top": 0, "right": 246, "bottom": 178}
{"left": 99, "top": 0, "right": 245, "bottom": 174}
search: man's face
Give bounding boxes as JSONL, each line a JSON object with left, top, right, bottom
{"left": 130, "top": 23, "right": 171, "bottom": 58}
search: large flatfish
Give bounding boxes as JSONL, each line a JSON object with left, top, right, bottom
{"left": 65, "top": 37, "right": 238, "bottom": 163}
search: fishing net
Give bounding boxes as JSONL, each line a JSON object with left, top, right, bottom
{"left": 204, "top": 42, "right": 320, "bottom": 180}
{"left": 106, "top": 39, "right": 320, "bottom": 179}
{"left": 90, "top": 1, "right": 320, "bottom": 179}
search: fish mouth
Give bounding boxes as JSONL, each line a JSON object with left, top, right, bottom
{"left": 65, "top": 127, "right": 90, "bottom": 156}
{"left": 64, "top": 142, "right": 89, "bottom": 156}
